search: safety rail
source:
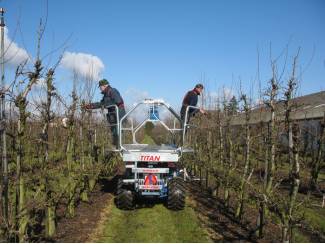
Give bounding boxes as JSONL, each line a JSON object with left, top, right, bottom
{"left": 105, "top": 104, "right": 120, "bottom": 150}
{"left": 119, "top": 99, "right": 183, "bottom": 152}
{"left": 102, "top": 99, "right": 199, "bottom": 157}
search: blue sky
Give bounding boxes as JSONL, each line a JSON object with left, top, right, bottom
{"left": 1, "top": 0, "right": 325, "bottom": 109}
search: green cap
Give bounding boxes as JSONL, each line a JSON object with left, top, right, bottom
{"left": 98, "top": 79, "right": 109, "bottom": 87}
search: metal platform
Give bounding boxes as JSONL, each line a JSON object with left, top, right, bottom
{"left": 122, "top": 144, "right": 178, "bottom": 152}
{"left": 122, "top": 144, "right": 180, "bottom": 162}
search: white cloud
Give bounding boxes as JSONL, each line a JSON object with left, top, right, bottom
{"left": 123, "top": 88, "right": 150, "bottom": 122}
{"left": 4, "top": 27, "right": 30, "bottom": 66}
{"left": 60, "top": 51, "right": 104, "bottom": 81}
{"left": 124, "top": 88, "right": 150, "bottom": 107}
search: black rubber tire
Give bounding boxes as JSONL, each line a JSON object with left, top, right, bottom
{"left": 167, "top": 177, "right": 186, "bottom": 210}
{"left": 115, "top": 179, "right": 135, "bottom": 210}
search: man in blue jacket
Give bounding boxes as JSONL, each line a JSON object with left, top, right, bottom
{"left": 85, "top": 79, "right": 126, "bottom": 148}
{"left": 180, "top": 83, "right": 206, "bottom": 124}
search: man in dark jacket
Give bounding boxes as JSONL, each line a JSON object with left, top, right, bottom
{"left": 180, "top": 83, "right": 206, "bottom": 124}
{"left": 85, "top": 79, "right": 126, "bottom": 148}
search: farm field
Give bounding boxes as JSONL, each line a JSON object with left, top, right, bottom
{"left": 1, "top": 1, "right": 325, "bottom": 243}
{"left": 48, "top": 174, "right": 325, "bottom": 243}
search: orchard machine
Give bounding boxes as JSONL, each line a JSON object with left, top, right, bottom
{"left": 109, "top": 99, "right": 196, "bottom": 210}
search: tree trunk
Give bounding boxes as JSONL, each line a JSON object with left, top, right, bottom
{"left": 310, "top": 115, "right": 325, "bottom": 190}
{"left": 67, "top": 91, "right": 77, "bottom": 218}
{"left": 16, "top": 99, "right": 29, "bottom": 242}
{"left": 79, "top": 114, "right": 89, "bottom": 202}
{"left": 43, "top": 69, "right": 56, "bottom": 238}
{"left": 236, "top": 95, "right": 251, "bottom": 219}
{"left": 284, "top": 124, "right": 300, "bottom": 242}
{"left": 45, "top": 204, "right": 56, "bottom": 238}
{"left": 67, "top": 124, "right": 75, "bottom": 218}
{"left": 259, "top": 76, "right": 279, "bottom": 238}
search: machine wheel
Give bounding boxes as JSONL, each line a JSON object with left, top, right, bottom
{"left": 115, "top": 179, "right": 135, "bottom": 210}
{"left": 167, "top": 177, "right": 186, "bottom": 210}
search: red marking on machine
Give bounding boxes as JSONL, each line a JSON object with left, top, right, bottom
{"left": 140, "top": 155, "right": 161, "bottom": 161}
{"left": 144, "top": 174, "right": 157, "bottom": 185}
{"left": 139, "top": 185, "right": 161, "bottom": 190}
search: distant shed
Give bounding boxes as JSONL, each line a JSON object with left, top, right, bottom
{"left": 230, "top": 91, "right": 325, "bottom": 126}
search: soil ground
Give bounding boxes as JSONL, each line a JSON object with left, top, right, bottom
{"left": 53, "top": 178, "right": 117, "bottom": 242}
{"left": 53, "top": 178, "right": 282, "bottom": 243}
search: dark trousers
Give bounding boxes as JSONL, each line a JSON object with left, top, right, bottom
{"left": 107, "top": 108, "right": 126, "bottom": 147}
{"left": 180, "top": 106, "right": 192, "bottom": 126}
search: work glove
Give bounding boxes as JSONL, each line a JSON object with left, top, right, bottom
{"left": 200, "top": 108, "right": 207, "bottom": 115}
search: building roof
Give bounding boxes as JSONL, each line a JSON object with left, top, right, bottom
{"left": 230, "top": 91, "right": 325, "bottom": 125}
